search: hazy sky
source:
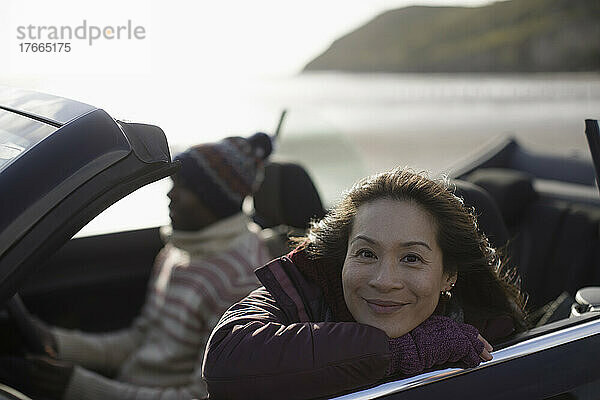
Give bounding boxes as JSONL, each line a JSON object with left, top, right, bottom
{"left": 2, "top": 0, "right": 497, "bottom": 80}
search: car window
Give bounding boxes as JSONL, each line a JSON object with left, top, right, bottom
{"left": 75, "top": 178, "right": 171, "bottom": 238}
{"left": 0, "top": 109, "right": 57, "bottom": 173}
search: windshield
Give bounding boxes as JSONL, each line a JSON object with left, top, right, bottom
{"left": 0, "top": 109, "right": 57, "bottom": 173}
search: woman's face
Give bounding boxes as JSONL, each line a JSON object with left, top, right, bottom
{"left": 342, "top": 199, "right": 456, "bottom": 338}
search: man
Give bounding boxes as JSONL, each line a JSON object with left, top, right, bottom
{"left": 19, "top": 132, "right": 274, "bottom": 399}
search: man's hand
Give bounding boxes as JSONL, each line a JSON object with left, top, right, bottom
{"left": 25, "top": 355, "right": 74, "bottom": 399}
{"left": 30, "top": 316, "right": 58, "bottom": 358}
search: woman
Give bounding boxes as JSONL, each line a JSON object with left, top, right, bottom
{"left": 202, "top": 168, "right": 527, "bottom": 400}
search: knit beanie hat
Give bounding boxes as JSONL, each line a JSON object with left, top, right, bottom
{"left": 174, "top": 132, "right": 273, "bottom": 219}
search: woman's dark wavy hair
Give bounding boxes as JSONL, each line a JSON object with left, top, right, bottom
{"left": 299, "top": 167, "right": 527, "bottom": 330}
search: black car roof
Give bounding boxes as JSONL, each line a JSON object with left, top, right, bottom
{"left": 0, "top": 87, "right": 176, "bottom": 306}
{"left": 0, "top": 86, "right": 96, "bottom": 126}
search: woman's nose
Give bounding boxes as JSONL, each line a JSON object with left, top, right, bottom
{"left": 368, "top": 257, "right": 404, "bottom": 292}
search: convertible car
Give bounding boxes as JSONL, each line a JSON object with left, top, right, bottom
{"left": 0, "top": 87, "right": 599, "bottom": 399}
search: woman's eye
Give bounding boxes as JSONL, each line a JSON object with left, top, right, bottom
{"left": 401, "top": 254, "right": 422, "bottom": 263}
{"left": 356, "top": 249, "right": 376, "bottom": 259}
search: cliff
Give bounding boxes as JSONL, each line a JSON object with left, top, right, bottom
{"left": 303, "top": 0, "right": 600, "bottom": 73}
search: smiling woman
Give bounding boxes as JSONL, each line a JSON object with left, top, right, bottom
{"left": 202, "top": 167, "right": 527, "bottom": 400}
{"left": 342, "top": 199, "right": 454, "bottom": 339}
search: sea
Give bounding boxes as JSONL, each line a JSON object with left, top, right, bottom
{"left": 24, "top": 71, "right": 594, "bottom": 237}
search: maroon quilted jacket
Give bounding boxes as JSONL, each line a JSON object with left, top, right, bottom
{"left": 202, "top": 253, "right": 514, "bottom": 400}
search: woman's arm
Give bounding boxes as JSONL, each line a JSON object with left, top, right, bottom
{"left": 203, "top": 288, "right": 490, "bottom": 400}
{"left": 202, "top": 287, "right": 391, "bottom": 400}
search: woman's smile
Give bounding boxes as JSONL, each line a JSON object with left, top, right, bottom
{"left": 363, "top": 298, "right": 409, "bottom": 314}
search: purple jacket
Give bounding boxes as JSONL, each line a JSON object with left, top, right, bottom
{"left": 202, "top": 255, "right": 515, "bottom": 399}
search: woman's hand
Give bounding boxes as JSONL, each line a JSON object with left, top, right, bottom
{"left": 387, "top": 315, "right": 493, "bottom": 376}
{"left": 478, "top": 334, "right": 493, "bottom": 361}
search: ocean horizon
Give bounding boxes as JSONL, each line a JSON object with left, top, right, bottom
{"left": 50, "top": 71, "right": 600, "bottom": 237}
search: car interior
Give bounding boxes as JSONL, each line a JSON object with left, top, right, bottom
{"left": 10, "top": 151, "right": 599, "bottom": 334}
{"left": 464, "top": 168, "right": 600, "bottom": 311}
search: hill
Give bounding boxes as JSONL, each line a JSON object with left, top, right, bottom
{"left": 303, "top": 0, "right": 600, "bottom": 73}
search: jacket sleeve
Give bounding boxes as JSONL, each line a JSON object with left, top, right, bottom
{"left": 52, "top": 314, "right": 149, "bottom": 376}
{"left": 63, "top": 364, "right": 207, "bottom": 400}
{"left": 202, "top": 287, "right": 392, "bottom": 400}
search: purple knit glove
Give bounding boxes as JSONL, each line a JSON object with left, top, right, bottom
{"left": 387, "top": 315, "right": 484, "bottom": 376}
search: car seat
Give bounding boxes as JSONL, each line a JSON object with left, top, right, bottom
{"left": 465, "top": 168, "right": 600, "bottom": 310}
{"left": 452, "top": 180, "right": 511, "bottom": 250}
{"left": 253, "top": 161, "right": 326, "bottom": 257}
